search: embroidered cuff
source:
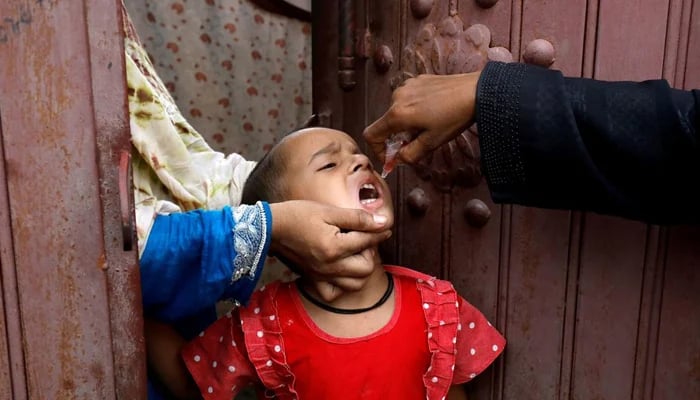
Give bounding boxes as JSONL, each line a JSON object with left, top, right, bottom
{"left": 231, "top": 201, "right": 272, "bottom": 283}
{"left": 476, "top": 61, "right": 527, "bottom": 186}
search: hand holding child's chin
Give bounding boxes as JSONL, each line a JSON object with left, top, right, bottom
{"left": 312, "top": 247, "right": 379, "bottom": 302}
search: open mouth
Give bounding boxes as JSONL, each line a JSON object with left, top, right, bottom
{"left": 359, "top": 182, "right": 381, "bottom": 205}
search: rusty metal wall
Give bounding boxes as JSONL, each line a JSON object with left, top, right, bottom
{"left": 312, "top": 0, "right": 700, "bottom": 399}
{"left": 0, "top": 0, "right": 145, "bottom": 398}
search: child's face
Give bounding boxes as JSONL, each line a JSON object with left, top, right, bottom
{"left": 278, "top": 128, "right": 394, "bottom": 228}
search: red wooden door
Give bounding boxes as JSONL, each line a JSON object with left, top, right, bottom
{"left": 0, "top": 0, "right": 146, "bottom": 398}
{"left": 312, "top": 1, "right": 700, "bottom": 399}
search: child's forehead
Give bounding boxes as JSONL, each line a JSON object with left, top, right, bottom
{"left": 282, "top": 128, "right": 360, "bottom": 152}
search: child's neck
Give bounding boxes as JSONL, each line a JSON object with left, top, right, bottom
{"left": 298, "top": 248, "right": 388, "bottom": 311}
{"left": 296, "top": 248, "right": 395, "bottom": 338}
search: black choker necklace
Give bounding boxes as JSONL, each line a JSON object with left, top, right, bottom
{"left": 297, "top": 272, "right": 394, "bottom": 315}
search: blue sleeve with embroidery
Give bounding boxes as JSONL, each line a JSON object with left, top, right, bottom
{"left": 139, "top": 202, "right": 272, "bottom": 323}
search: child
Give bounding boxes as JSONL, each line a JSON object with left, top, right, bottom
{"left": 179, "top": 127, "right": 505, "bottom": 399}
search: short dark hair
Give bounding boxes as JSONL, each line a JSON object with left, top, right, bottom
{"left": 241, "top": 142, "right": 301, "bottom": 271}
{"left": 241, "top": 145, "right": 288, "bottom": 204}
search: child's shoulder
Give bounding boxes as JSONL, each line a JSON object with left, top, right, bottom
{"left": 247, "top": 280, "right": 292, "bottom": 307}
{"left": 384, "top": 265, "right": 453, "bottom": 287}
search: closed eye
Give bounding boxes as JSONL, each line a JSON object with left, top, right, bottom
{"left": 318, "top": 162, "right": 336, "bottom": 171}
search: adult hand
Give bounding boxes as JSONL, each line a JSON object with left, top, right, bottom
{"left": 363, "top": 72, "right": 480, "bottom": 164}
{"left": 268, "top": 201, "right": 392, "bottom": 301}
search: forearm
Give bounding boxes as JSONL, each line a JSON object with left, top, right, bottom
{"left": 477, "top": 61, "right": 700, "bottom": 224}
{"left": 140, "top": 203, "right": 271, "bottom": 322}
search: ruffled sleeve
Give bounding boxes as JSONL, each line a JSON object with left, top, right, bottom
{"left": 452, "top": 297, "right": 505, "bottom": 384}
{"left": 181, "top": 308, "right": 258, "bottom": 399}
{"left": 239, "top": 284, "right": 298, "bottom": 400}
{"left": 413, "top": 272, "right": 505, "bottom": 399}
{"left": 184, "top": 282, "right": 298, "bottom": 399}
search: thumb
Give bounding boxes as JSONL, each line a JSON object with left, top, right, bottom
{"left": 327, "top": 207, "right": 389, "bottom": 232}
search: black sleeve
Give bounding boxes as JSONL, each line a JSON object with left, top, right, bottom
{"left": 475, "top": 61, "right": 700, "bottom": 225}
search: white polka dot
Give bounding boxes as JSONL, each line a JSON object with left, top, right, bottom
{"left": 232, "top": 340, "right": 237, "bottom": 347}
{"left": 455, "top": 301, "right": 459, "bottom": 307}
{"left": 442, "top": 397, "right": 446, "bottom": 400}
{"left": 212, "top": 361, "right": 218, "bottom": 368}
{"left": 207, "top": 386, "right": 213, "bottom": 393}
{"left": 431, "top": 376, "right": 438, "bottom": 383}
{"left": 488, "top": 321, "right": 492, "bottom": 326}
{"left": 470, "top": 348, "right": 476, "bottom": 355}
{"left": 266, "top": 360, "right": 273, "bottom": 367}
{"left": 452, "top": 337, "right": 457, "bottom": 344}
{"left": 457, "top": 323, "right": 462, "bottom": 331}
{"left": 219, "top": 336, "right": 224, "bottom": 343}
{"left": 228, "top": 365, "right": 236, "bottom": 373}
{"left": 257, "top": 331, "right": 264, "bottom": 338}
{"left": 427, "top": 366, "right": 432, "bottom": 372}
{"left": 428, "top": 332, "right": 433, "bottom": 339}
{"left": 423, "top": 303, "right": 430, "bottom": 309}
{"left": 428, "top": 280, "right": 435, "bottom": 287}
{"left": 274, "top": 345, "right": 281, "bottom": 352}
{"left": 198, "top": 331, "right": 204, "bottom": 337}
{"left": 492, "top": 344, "right": 499, "bottom": 352}
{"left": 437, "top": 291, "right": 442, "bottom": 295}
{"left": 254, "top": 307, "right": 261, "bottom": 314}
{"left": 451, "top": 365, "right": 455, "bottom": 371}
{"left": 469, "top": 373, "right": 476, "bottom": 378}
{"left": 193, "top": 355, "right": 201, "bottom": 362}
{"left": 417, "top": 279, "right": 423, "bottom": 283}
{"left": 439, "top": 320, "right": 445, "bottom": 326}
{"left": 240, "top": 320, "right": 244, "bottom": 325}
{"left": 469, "top": 322, "right": 475, "bottom": 329}
{"left": 269, "top": 315, "right": 276, "bottom": 321}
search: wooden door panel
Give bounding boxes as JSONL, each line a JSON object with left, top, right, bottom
{"left": 595, "top": 0, "right": 670, "bottom": 80}
{"left": 572, "top": 217, "right": 648, "bottom": 399}
{"left": 654, "top": 227, "right": 700, "bottom": 399}
{"left": 0, "top": 112, "right": 27, "bottom": 400}
{"left": 312, "top": 1, "right": 700, "bottom": 399}
{"left": 500, "top": 2, "right": 590, "bottom": 399}
{"left": 685, "top": 0, "right": 700, "bottom": 89}
{"left": 449, "top": 185, "right": 503, "bottom": 400}
{"left": 502, "top": 208, "right": 572, "bottom": 399}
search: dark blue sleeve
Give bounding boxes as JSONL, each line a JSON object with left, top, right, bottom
{"left": 139, "top": 204, "right": 272, "bottom": 323}
{"left": 477, "top": 61, "right": 700, "bottom": 224}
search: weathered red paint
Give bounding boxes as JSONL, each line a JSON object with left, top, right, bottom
{"left": 0, "top": 0, "right": 145, "bottom": 398}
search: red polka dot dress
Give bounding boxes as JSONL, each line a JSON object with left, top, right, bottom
{"left": 183, "top": 266, "right": 506, "bottom": 399}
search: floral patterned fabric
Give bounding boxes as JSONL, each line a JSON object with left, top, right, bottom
{"left": 123, "top": 0, "right": 312, "bottom": 161}
{"left": 123, "top": 1, "right": 304, "bottom": 288}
